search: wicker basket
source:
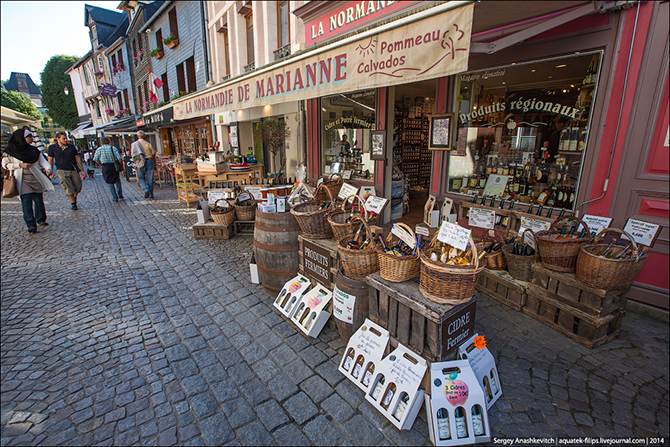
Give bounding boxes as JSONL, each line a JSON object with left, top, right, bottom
{"left": 234, "top": 198, "right": 257, "bottom": 221}
{"left": 377, "top": 223, "right": 420, "bottom": 282}
{"left": 328, "top": 194, "right": 369, "bottom": 242}
{"left": 576, "top": 228, "right": 648, "bottom": 290}
{"left": 419, "top": 237, "right": 484, "bottom": 305}
{"left": 536, "top": 215, "right": 593, "bottom": 272}
{"left": 503, "top": 228, "right": 539, "bottom": 282}
{"left": 320, "top": 173, "right": 343, "bottom": 199}
{"left": 337, "top": 216, "right": 379, "bottom": 278}
{"left": 210, "top": 198, "right": 236, "bottom": 226}
{"left": 290, "top": 185, "right": 335, "bottom": 239}
{"left": 476, "top": 235, "right": 507, "bottom": 270}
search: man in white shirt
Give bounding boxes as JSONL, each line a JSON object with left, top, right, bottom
{"left": 130, "top": 130, "right": 157, "bottom": 199}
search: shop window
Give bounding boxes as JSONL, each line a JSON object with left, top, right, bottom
{"left": 446, "top": 53, "right": 601, "bottom": 213}
{"left": 83, "top": 66, "right": 90, "bottom": 86}
{"left": 117, "top": 49, "right": 124, "bottom": 68}
{"left": 246, "top": 12, "right": 254, "bottom": 65}
{"left": 168, "top": 8, "right": 179, "bottom": 40}
{"left": 321, "top": 89, "right": 376, "bottom": 182}
{"left": 176, "top": 62, "right": 186, "bottom": 95}
{"left": 155, "top": 28, "right": 163, "bottom": 52}
{"left": 277, "top": 0, "right": 290, "bottom": 48}
{"left": 123, "top": 89, "right": 130, "bottom": 113}
{"left": 117, "top": 91, "right": 123, "bottom": 110}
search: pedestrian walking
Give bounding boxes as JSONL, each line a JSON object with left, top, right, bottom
{"left": 93, "top": 137, "right": 124, "bottom": 202}
{"left": 131, "top": 130, "right": 157, "bottom": 199}
{"left": 1, "top": 129, "right": 55, "bottom": 233}
{"left": 48, "top": 132, "right": 86, "bottom": 210}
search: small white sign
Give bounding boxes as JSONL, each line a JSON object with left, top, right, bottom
{"left": 415, "top": 225, "right": 430, "bottom": 237}
{"left": 237, "top": 192, "right": 252, "bottom": 202}
{"left": 338, "top": 182, "right": 359, "bottom": 201}
{"left": 332, "top": 286, "right": 356, "bottom": 323}
{"left": 208, "top": 191, "right": 227, "bottom": 206}
{"left": 623, "top": 218, "right": 660, "bottom": 247}
{"left": 518, "top": 216, "right": 551, "bottom": 236}
{"left": 437, "top": 221, "right": 471, "bottom": 251}
{"left": 317, "top": 178, "right": 324, "bottom": 187}
{"left": 392, "top": 225, "right": 416, "bottom": 249}
{"left": 342, "top": 170, "right": 353, "bottom": 180}
{"left": 482, "top": 175, "right": 510, "bottom": 198}
{"left": 244, "top": 186, "right": 263, "bottom": 201}
{"left": 578, "top": 215, "right": 612, "bottom": 237}
{"left": 468, "top": 208, "right": 495, "bottom": 229}
{"left": 365, "top": 195, "right": 388, "bottom": 215}
{"left": 522, "top": 231, "right": 536, "bottom": 250}
{"left": 359, "top": 186, "right": 376, "bottom": 201}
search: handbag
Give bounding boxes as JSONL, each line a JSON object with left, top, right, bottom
{"left": 114, "top": 159, "right": 124, "bottom": 172}
{"left": 133, "top": 154, "right": 146, "bottom": 169}
{"left": 3, "top": 171, "right": 19, "bottom": 198}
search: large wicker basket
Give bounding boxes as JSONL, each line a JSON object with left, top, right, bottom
{"left": 536, "top": 215, "right": 593, "bottom": 273}
{"left": 377, "top": 223, "right": 420, "bottom": 282}
{"left": 328, "top": 194, "right": 369, "bottom": 242}
{"left": 234, "top": 197, "right": 257, "bottom": 221}
{"left": 337, "top": 217, "right": 379, "bottom": 278}
{"left": 210, "top": 198, "right": 236, "bottom": 226}
{"left": 476, "top": 235, "right": 506, "bottom": 270}
{"left": 576, "top": 228, "right": 648, "bottom": 290}
{"left": 320, "top": 173, "right": 343, "bottom": 199}
{"left": 290, "top": 185, "right": 335, "bottom": 239}
{"left": 419, "top": 237, "right": 484, "bottom": 305}
{"left": 503, "top": 228, "right": 539, "bottom": 282}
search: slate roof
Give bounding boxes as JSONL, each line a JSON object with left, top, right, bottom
{"left": 3, "top": 72, "right": 41, "bottom": 96}
{"left": 101, "top": 15, "right": 129, "bottom": 47}
{"left": 84, "top": 4, "right": 125, "bottom": 27}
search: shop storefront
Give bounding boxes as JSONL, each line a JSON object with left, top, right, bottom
{"left": 141, "top": 105, "right": 175, "bottom": 155}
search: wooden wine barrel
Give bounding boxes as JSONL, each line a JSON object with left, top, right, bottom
{"left": 334, "top": 267, "right": 370, "bottom": 342}
{"left": 254, "top": 210, "right": 302, "bottom": 296}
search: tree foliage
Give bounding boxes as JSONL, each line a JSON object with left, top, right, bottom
{"left": 257, "top": 119, "right": 291, "bottom": 175}
{"left": 40, "top": 55, "right": 80, "bottom": 130}
{"left": 1, "top": 87, "right": 42, "bottom": 119}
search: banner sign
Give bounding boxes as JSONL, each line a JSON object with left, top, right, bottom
{"left": 101, "top": 83, "right": 117, "bottom": 97}
{"left": 174, "top": 4, "right": 473, "bottom": 120}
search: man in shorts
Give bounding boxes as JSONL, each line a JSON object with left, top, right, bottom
{"left": 47, "top": 132, "right": 86, "bottom": 210}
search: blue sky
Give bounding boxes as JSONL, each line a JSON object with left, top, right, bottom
{"left": 1, "top": 1, "right": 122, "bottom": 84}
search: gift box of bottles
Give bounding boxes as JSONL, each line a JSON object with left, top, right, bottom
{"left": 365, "top": 343, "right": 428, "bottom": 430}
{"left": 457, "top": 334, "right": 502, "bottom": 410}
{"left": 289, "top": 283, "right": 333, "bottom": 338}
{"left": 273, "top": 274, "right": 312, "bottom": 319}
{"left": 424, "top": 360, "right": 491, "bottom": 446}
{"left": 339, "top": 319, "right": 390, "bottom": 394}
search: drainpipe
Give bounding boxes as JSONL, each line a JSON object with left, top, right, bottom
{"left": 576, "top": 2, "right": 640, "bottom": 215}
{"left": 200, "top": 1, "right": 211, "bottom": 84}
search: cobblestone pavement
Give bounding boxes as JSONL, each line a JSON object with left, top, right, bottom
{"left": 2, "top": 171, "right": 669, "bottom": 446}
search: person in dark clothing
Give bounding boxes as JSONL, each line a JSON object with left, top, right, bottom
{"left": 47, "top": 132, "right": 86, "bottom": 210}
{"left": 547, "top": 119, "right": 566, "bottom": 160}
{"left": 93, "top": 137, "right": 124, "bottom": 202}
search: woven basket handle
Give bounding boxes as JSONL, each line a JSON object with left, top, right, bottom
{"left": 328, "top": 173, "right": 343, "bottom": 183}
{"left": 593, "top": 228, "right": 639, "bottom": 261}
{"left": 549, "top": 214, "right": 591, "bottom": 237}
{"left": 214, "top": 198, "right": 233, "bottom": 210}
{"left": 518, "top": 227, "right": 538, "bottom": 247}
{"left": 386, "top": 222, "right": 416, "bottom": 243}
{"left": 349, "top": 215, "right": 373, "bottom": 241}
{"left": 314, "top": 184, "right": 335, "bottom": 204}
{"left": 340, "top": 194, "right": 369, "bottom": 220}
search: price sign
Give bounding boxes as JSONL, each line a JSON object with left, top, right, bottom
{"left": 237, "top": 192, "right": 252, "bottom": 202}
{"left": 622, "top": 218, "right": 660, "bottom": 247}
{"left": 518, "top": 216, "right": 550, "bottom": 236}
{"left": 342, "top": 170, "right": 353, "bottom": 180}
{"left": 337, "top": 182, "right": 359, "bottom": 201}
{"left": 522, "top": 231, "right": 536, "bottom": 250}
{"left": 578, "top": 215, "right": 612, "bottom": 238}
{"left": 437, "top": 221, "right": 471, "bottom": 251}
{"left": 392, "top": 225, "right": 416, "bottom": 249}
{"left": 208, "top": 191, "right": 226, "bottom": 206}
{"left": 415, "top": 225, "right": 430, "bottom": 237}
{"left": 317, "top": 178, "right": 324, "bottom": 187}
{"left": 468, "top": 208, "right": 495, "bottom": 229}
{"left": 365, "top": 195, "right": 388, "bottom": 214}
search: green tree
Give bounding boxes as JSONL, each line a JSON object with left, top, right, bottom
{"left": 1, "top": 87, "right": 42, "bottom": 119}
{"left": 40, "top": 55, "right": 79, "bottom": 130}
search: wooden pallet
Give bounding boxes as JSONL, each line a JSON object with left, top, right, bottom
{"left": 367, "top": 272, "right": 477, "bottom": 362}
{"left": 234, "top": 220, "right": 255, "bottom": 236}
{"left": 193, "top": 223, "right": 234, "bottom": 240}
{"left": 530, "top": 264, "right": 628, "bottom": 318}
{"left": 523, "top": 288, "right": 624, "bottom": 348}
{"left": 476, "top": 268, "right": 528, "bottom": 311}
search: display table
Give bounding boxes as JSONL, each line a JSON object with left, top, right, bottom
{"left": 367, "top": 272, "right": 477, "bottom": 362}
{"left": 199, "top": 164, "right": 265, "bottom": 187}
{"left": 175, "top": 164, "right": 201, "bottom": 207}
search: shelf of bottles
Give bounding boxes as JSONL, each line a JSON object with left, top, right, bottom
{"left": 394, "top": 96, "right": 433, "bottom": 189}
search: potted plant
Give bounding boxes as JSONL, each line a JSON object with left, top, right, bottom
{"left": 150, "top": 47, "right": 164, "bottom": 59}
{"left": 112, "top": 62, "right": 125, "bottom": 75}
{"left": 257, "top": 119, "right": 291, "bottom": 179}
{"left": 94, "top": 69, "right": 104, "bottom": 79}
{"left": 105, "top": 108, "right": 115, "bottom": 117}
{"left": 163, "top": 33, "right": 179, "bottom": 49}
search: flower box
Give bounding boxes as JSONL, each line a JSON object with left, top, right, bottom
{"left": 152, "top": 50, "right": 164, "bottom": 59}
{"left": 165, "top": 39, "right": 179, "bottom": 49}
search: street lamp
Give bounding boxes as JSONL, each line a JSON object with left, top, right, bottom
{"left": 64, "top": 87, "right": 69, "bottom": 95}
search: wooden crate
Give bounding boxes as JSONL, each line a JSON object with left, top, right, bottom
{"left": 193, "top": 223, "right": 234, "bottom": 240}
{"left": 476, "top": 268, "right": 528, "bottom": 311}
{"left": 235, "top": 220, "right": 255, "bottom": 236}
{"left": 298, "top": 235, "right": 340, "bottom": 290}
{"left": 529, "top": 264, "right": 628, "bottom": 318}
{"left": 367, "top": 272, "right": 478, "bottom": 362}
{"left": 523, "top": 288, "right": 625, "bottom": 348}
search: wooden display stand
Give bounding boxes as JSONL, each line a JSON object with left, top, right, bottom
{"left": 457, "top": 201, "right": 512, "bottom": 240}
{"left": 524, "top": 264, "right": 627, "bottom": 348}
{"left": 367, "top": 272, "right": 478, "bottom": 362}
{"left": 193, "top": 223, "right": 235, "bottom": 240}
{"left": 476, "top": 268, "right": 528, "bottom": 311}
{"left": 298, "top": 235, "right": 340, "bottom": 290}
{"left": 175, "top": 164, "right": 201, "bottom": 207}
{"left": 200, "top": 164, "right": 264, "bottom": 187}
{"left": 234, "top": 220, "right": 255, "bottom": 236}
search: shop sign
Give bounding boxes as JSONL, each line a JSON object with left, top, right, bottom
{"left": 144, "top": 107, "right": 174, "bottom": 126}
{"left": 174, "top": 4, "right": 473, "bottom": 120}
{"left": 101, "top": 83, "right": 117, "bottom": 97}
{"left": 441, "top": 300, "right": 476, "bottom": 358}
{"left": 458, "top": 97, "right": 582, "bottom": 125}
{"left": 135, "top": 119, "right": 145, "bottom": 127}
{"left": 302, "top": 239, "right": 331, "bottom": 287}
{"left": 305, "top": 1, "right": 417, "bottom": 47}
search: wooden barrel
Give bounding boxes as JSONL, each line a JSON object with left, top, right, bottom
{"left": 334, "top": 267, "right": 370, "bottom": 342}
{"left": 254, "top": 210, "right": 301, "bottom": 296}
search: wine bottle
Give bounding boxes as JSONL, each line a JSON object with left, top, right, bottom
{"left": 342, "top": 348, "right": 355, "bottom": 371}
{"left": 490, "top": 369, "right": 500, "bottom": 395}
{"left": 437, "top": 408, "right": 451, "bottom": 440}
{"left": 536, "top": 205, "right": 544, "bottom": 217}
{"left": 614, "top": 243, "right": 632, "bottom": 259}
{"left": 371, "top": 375, "right": 385, "bottom": 401}
{"left": 380, "top": 383, "right": 397, "bottom": 410}
{"left": 352, "top": 355, "right": 364, "bottom": 379}
{"left": 513, "top": 241, "right": 519, "bottom": 255}
{"left": 472, "top": 405, "right": 485, "bottom": 436}
{"left": 597, "top": 239, "right": 618, "bottom": 257}
{"left": 455, "top": 407, "right": 468, "bottom": 438}
{"left": 392, "top": 393, "right": 410, "bottom": 421}
{"left": 362, "top": 362, "right": 375, "bottom": 387}
{"left": 558, "top": 227, "right": 567, "bottom": 239}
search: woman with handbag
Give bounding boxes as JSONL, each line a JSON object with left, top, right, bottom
{"left": 92, "top": 137, "right": 124, "bottom": 202}
{"left": 2, "top": 129, "right": 55, "bottom": 233}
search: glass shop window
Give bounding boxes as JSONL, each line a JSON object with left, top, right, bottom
{"left": 447, "top": 53, "right": 601, "bottom": 212}
{"left": 321, "top": 89, "right": 376, "bottom": 182}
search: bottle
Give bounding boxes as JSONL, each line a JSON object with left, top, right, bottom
{"left": 472, "top": 405, "right": 485, "bottom": 436}
{"left": 613, "top": 243, "right": 632, "bottom": 259}
{"left": 392, "top": 393, "right": 410, "bottom": 421}
{"left": 597, "top": 239, "right": 617, "bottom": 257}
{"left": 454, "top": 407, "right": 468, "bottom": 438}
{"left": 380, "top": 382, "right": 397, "bottom": 410}
{"left": 352, "top": 355, "right": 364, "bottom": 379}
{"left": 513, "top": 241, "right": 520, "bottom": 255}
{"left": 342, "top": 348, "right": 355, "bottom": 371}
{"left": 437, "top": 408, "right": 451, "bottom": 440}
{"left": 490, "top": 369, "right": 500, "bottom": 395}
{"left": 371, "top": 375, "right": 385, "bottom": 401}
{"left": 478, "top": 173, "right": 486, "bottom": 189}
{"left": 362, "top": 362, "right": 375, "bottom": 387}
{"left": 536, "top": 205, "right": 544, "bottom": 217}
{"left": 558, "top": 208, "right": 567, "bottom": 219}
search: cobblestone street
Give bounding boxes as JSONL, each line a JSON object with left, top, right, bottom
{"left": 1, "top": 172, "right": 669, "bottom": 446}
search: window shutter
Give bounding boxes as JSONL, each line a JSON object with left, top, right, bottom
{"left": 186, "top": 57, "right": 196, "bottom": 93}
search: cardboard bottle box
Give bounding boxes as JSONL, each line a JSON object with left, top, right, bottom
{"left": 457, "top": 334, "right": 502, "bottom": 410}
{"left": 290, "top": 283, "right": 332, "bottom": 338}
{"left": 273, "top": 274, "right": 311, "bottom": 319}
{"left": 365, "top": 344, "right": 428, "bottom": 430}
{"left": 425, "top": 360, "right": 491, "bottom": 446}
{"left": 339, "top": 319, "right": 390, "bottom": 394}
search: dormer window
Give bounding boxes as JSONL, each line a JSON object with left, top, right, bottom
{"left": 91, "top": 24, "right": 97, "bottom": 41}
